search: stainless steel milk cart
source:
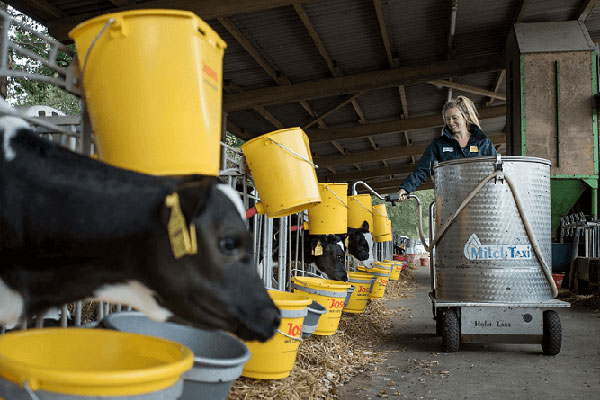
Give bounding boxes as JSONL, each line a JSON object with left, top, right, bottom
{"left": 399, "top": 155, "right": 570, "bottom": 354}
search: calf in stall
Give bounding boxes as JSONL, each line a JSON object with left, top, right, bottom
{"left": 0, "top": 116, "right": 280, "bottom": 341}
{"left": 341, "top": 220, "right": 376, "bottom": 268}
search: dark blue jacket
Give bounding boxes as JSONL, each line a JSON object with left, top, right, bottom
{"left": 399, "top": 126, "right": 497, "bottom": 193}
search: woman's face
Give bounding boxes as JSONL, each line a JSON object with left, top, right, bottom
{"left": 444, "top": 107, "right": 467, "bottom": 135}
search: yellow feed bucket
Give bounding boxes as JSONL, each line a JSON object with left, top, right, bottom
{"left": 378, "top": 261, "right": 399, "bottom": 280}
{"left": 242, "top": 128, "right": 321, "bottom": 218}
{"left": 343, "top": 272, "right": 375, "bottom": 314}
{"left": 69, "top": 10, "right": 226, "bottom": 176}
{"left": 307, "top": 183, "right": 348, "bottom": 234}
{"left": 347, "top": 194, "right": 373, "bottom": 230}
{"left": 358, "top": 267, "right": 390, "bottom": 299}
{"left": 242, "top": 290, "right": 311, "bottom": 380}
{"left": 291, "top": 276, "right": 351, "bottom": 336}
{"left": 0, "top": 328, "right": 192, "bottom": 397}
{"left": 383, "top": 260, "right": 402, "bottom": 280}
{"left": 372, "top": 204, "right": 392, "bottom": 238}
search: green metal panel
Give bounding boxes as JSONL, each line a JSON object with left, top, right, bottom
{"left": 520, "top": 54, "right": 526, "bottom": 156}
{"left": 551, "top": 178, "right": 587, "bottom": 232}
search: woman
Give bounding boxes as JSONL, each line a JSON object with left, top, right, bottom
{"left": 397, "top": 95, "right": 497, "bottom": 200}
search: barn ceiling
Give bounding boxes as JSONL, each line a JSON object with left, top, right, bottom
{"left": 6, "top": 0, "right": 600, "bottom": 194}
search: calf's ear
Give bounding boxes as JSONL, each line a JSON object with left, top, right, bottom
{"left": 174, "top": 177, "right": 221, "bottom": 222}
{"left": 361, "top": 220, "right": 370, "bottom": 232}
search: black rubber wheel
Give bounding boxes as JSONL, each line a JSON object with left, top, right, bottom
{"left": 441, "top": 309, "right": 460, "bottom": 352}
{"left": 542, "top": 310, "right": 562, "bottom": 355}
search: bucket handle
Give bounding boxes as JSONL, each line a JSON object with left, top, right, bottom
{"left": 372, "top": 206, "right": 389, "bottom": 219}
{"left": 353, "top": 197, "right": 373, "bottom": 214}
{"left": 23, "top": 381, "right": 40, "bottom": 400}
{"left": 81, "top": 18, "right": 116, "bottom": 85}
{"left": 324, "top": 185, "right": 348, "bottom": 208}
{"left": 277, "top": 329, "right": 303, "bottom": 341}
{"left": 266, "top": 137, "right": 318, "bottom": 169}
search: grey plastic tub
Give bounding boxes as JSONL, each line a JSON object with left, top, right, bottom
{"left": 102, "top": 312, "right": 249, "bottom": 400}
{"left": 301, "top": 301, "right": 326, "bottom": 339}
{"left": 344, "top": 285, "right": 355, "bottom": 307}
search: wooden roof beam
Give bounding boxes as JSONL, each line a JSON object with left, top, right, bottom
{"left": 47, "top": 0, "right": 309, "bottom": 41}
{"left": 302, "top": 92, "right": 362, "bottom": 130}
{"left": 294, "top": 4, "right": 368, "bottom": 126}
{"left": 485, "top": 69, "right": 506, "bottom": 107}
{"left": 322, "top": 164, "right": 415, "bottom": 182}
{"left": 224, "top": 83, "right": 285, "bottom": 130}
{"left": 219, "top": 15, "right": 326, "bottom": 129}
{"left": 372, "top": 0, "right": 397, "bottom": 68}
{"left": 313, "top": 133, "right": 506, "bottom": 167}
{"left": 429, "top": 79, "right": 506, "bottom": 101}
{"left": 307, "top": 104, "right": 505, "bottom": 143}
{"left": 578, "top": 0, "right": 598, "bottom": 21}
{"left": 223, "top": 52, "right": 506, "bottom": 111}
{"left": 109, "top": 0, "right": 135, "bottom": 6}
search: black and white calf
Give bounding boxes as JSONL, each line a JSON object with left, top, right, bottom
{"left": 0, "top": 116, "right": 280, "bottom": 341}
{"left": 301, "top": 233, "right": 347, "bottom": 281}
{"left": 342, "top": 221, "right": 375, "bottom": 268}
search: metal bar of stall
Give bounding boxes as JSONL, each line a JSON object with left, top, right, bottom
{"left": 277, "top": 216, "right": 288, "bottom": 291}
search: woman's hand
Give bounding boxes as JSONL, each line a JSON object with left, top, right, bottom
{"left": 398, "top": 188, "right": 408, "bottom": 201}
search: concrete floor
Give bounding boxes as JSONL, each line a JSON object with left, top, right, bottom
{"left": 338, "top": 267, "right": 600, "bottom": 400}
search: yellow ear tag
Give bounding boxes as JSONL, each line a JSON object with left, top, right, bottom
{"left": 165, "top": 193, "right": 198, "bottom": 259}
{"left": 312, "top": 241, "right": 324, "bottom": 256}
{"left": 469, "top": 145, "right": 479, "bottom": 153}
{"left": 344, "top": 236, "right": 349, "bottom": 249}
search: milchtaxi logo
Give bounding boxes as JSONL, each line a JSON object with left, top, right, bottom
{"left": 463, "top": 233, "right": 532, "bottom": 260}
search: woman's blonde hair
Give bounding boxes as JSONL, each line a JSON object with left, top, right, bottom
{"left": 442, "top": 95, "right": 480, "bottom": 128}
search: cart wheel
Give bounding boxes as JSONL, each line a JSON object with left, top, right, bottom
{"left": 441, "top": 309, "right": 460, "bottom": 353}
{"left": 542, "top": 310, "right": 562, "bottom": 355}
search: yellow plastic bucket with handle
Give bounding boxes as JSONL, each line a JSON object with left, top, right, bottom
{"left": 0, "top": 328, "right": 192, "bottom": 397}
{"left": 358, "top": 267, "right": 390, "bottom": 299}
{"left": 378, "top": 261, "right": 399, "bottom": 280}
{"left": 373, "top": 204, "right": 392, "bottom": 239}
{"left": 383, "top": 260, "right": 402, "bottom": 280}
{"left": 69, "top": 9, "right": 226, "bottom": 176}
{"left": 343, "top": 272, "right": 375, "bottom": 314}
{"left": 242, "top": 290, "right": 311, "bottom": 380}
{"left": 242, "top": 128, "right": 321, "bottom": 218}
{"left": 307, "top": 183, "right": 348, "bottom": 234}
{"left": 291, "top": 276, "right": 351, "bottom": 336}
{"left": 347, "top": 194, "right": 373, "bottom": 230}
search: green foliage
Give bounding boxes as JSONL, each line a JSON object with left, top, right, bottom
{"left": 6, "top": 7, "right": 80, "bottom": 115}
{"left": 373, "top": 189, "right": 435, "bottom": 239}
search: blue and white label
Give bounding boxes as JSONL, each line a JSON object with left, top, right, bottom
{"left": 442, "top": 147, "right": 453, "bottom": 152}
{"left": 463, "top": 233, "right": 532, "bottom": 260}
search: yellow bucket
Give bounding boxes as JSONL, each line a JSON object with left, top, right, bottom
{"left": 69, "top": 10, "right": 226, "bottom": 176}
{"left": 383, "top": 260, "right": 402, "bottom": 280}
{"left": 347, "top": 194, "right": 373, "bottom": 230}
{"left": 242, "top": 290, "right": 311, "bottom": 380}
{"left": 0, "top": 328, "right": 192, "bottom": 397}
{"left": 242, "top": 128, "right": 321, "bottom": 218}
{"left": 307, "top": 183, "right": 348, "bottom": 234}
{"left": 291, "top": 276, "right": 351, "bottom": 336}
{"left": 358, "top": 267, "right": 390, "bottom": 299}
{"left": 343, "top": 272, "right": 375, "bottom": 314}
{"left": 372, "top": 204, "right": 392, "bottom": 238}
{"left": 377, "top": 261, "right": 398, "bottom": 279}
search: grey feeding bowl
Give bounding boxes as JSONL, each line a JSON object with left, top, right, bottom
{"left": 301, "top": 301, "right": 326, "bottom": 339}
{"left": 102, "top": 312, "right": 249, "bottom": 400}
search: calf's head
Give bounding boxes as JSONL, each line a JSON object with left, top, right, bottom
{"left": 347, "top": 221, "right": 375, "bottom": 268}
{"left": 151, "top": 178, "right": 280, "bottom": 342}
{"left": 311, "top": 235, "right": 347, "bottom": 281}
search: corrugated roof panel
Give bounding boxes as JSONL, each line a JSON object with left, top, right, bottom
{"left": 211, "top": 20, "right": 279, "bottom": 91}
{"left": 302, "top": 95, "right": 360, "bottom": 127}
{"left": 261, "top": 102, "right": 311, "bottom": 130}
{"left": 228, "top": 6, "right": 332, "bottom": 84}
{"left": 387, "top": 0, "right": 448, "bottom": 65}
{"left": 355, "top": 87, "right": 402, "bottom": 122}
{"left": 228, "top": 109, "right": 275, "bottom": 135}
{"left": 523, "top": 0, "right": 581, "bottom": 22}
{"left": 302, "top": 0, "right": 390, "bottom": 75}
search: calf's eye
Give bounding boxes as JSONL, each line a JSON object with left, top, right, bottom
{"left": 219, "top": 236, "right": 241, "bottom": 255}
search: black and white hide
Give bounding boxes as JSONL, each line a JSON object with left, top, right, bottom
{"left": 0, "top": 116, "right": 279, "bottom": 341}
{"left": 341, "top": 221, "right": 375, "bottom": 267}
